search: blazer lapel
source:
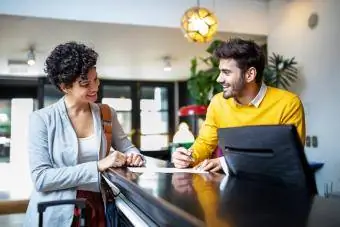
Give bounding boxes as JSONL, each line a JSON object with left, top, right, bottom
{"left": 55, "top": 97, "right": 79, "bottom": 164}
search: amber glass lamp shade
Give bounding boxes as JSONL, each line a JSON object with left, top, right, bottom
{"left": 181, "top": 7, "right": 218, "bottom": 43}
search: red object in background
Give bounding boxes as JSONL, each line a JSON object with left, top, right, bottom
{"left": 178, "top": 105, "right": 207, "bottom": 137}
{"left": 178, "top": 105, "right": 222, "bottom": 158}
{"left": 178, "top": 105, "right": 207, "bottom": 116}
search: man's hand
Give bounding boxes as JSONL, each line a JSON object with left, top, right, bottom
{"left": 172, "top": 147, "right": 193, "bottom": 168}
{"left": 171, "top": 173, "right": 193, "bottom": 194}
{"left": 194, "top": 158, "right": 222, "bottom": 172}
{"left": 126, "top": 153, "right": 144, "bottom": 167}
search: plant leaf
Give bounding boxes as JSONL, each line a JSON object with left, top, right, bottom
{"left": 206, "top": 40, "right": 223, "bottom": 54}
{"left": 264, "top": 53, "right": 298, "bottom": 90}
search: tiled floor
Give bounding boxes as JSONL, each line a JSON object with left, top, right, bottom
{"left": 0, "top": 214, "right": 25, "bottom": 227}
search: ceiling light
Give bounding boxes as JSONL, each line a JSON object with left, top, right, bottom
{"left": 181, "top": 0, "right": 218, "bottom": 43}
{"left": 163, "top": 56, "right": 172, "bottom": 72}
{"left": 27, "top": 48, "right": 35, "bottom": 66}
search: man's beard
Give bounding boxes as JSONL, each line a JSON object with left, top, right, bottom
{"left": 222, "top": 76, "right": 246, "bottom": 99}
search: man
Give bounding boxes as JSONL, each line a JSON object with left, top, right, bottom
{"left": 172, "top": 38, "right": 305, "bottom": 172}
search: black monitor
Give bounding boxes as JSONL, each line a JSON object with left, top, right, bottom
{"left": 218, "top": 125, "right": 317, "bottom": 195}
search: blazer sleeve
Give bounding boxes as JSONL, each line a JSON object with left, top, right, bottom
{"left": 28, "top": 112, "right": 99, "bottom": 192}
{"left": 109, "top": 107, "right": 140, "bottom": 154}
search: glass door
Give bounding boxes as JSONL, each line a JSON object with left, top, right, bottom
{"left": 139, "top": 86, "right": 172, "bottom": 152}
{"left": 43, "top": 84, "right": 63, "bottom": 107}
{"left": 0, "top": 78, "right": 39, "bottom": 199}
{"left": 100, "top": 80, "right": 174, "bottom": 158}
{"left": 102, "top": 85, "right": 133, "bottom": 140}
{"left": 0, "top": 100, "right": 11, "bottom": 163}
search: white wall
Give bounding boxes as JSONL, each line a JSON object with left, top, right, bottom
{"left": 0, "top": 0, "right": 268, "bottom": 35}
{"left": 268, "top": 0, "right": 340, "bottom": 195}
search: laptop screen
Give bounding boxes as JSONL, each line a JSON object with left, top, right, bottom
{"left": 218, "top": 125, "right": 315, "bottom": 192}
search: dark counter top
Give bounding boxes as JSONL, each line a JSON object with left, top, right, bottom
{"left": 105, "top": 157, "right": 340, "bottom": 227}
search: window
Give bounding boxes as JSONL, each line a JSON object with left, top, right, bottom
{"left": 44, "top": 84, "right": 63, "bottom": 107}
{"left": 140, "top": 87, "right": 170, "bottom": 151}
{"left": 0, "top": 100, "right": 11, "bottom": 163}
{"left": 101, "top": 81, "right": 174, "bottom": 155}
{"left": 102, "top": 85, "right": 133, "bottom": 139}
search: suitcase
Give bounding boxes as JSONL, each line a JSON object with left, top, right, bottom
{"left": 37, "top": 199, "right": 87, "bottom": 227}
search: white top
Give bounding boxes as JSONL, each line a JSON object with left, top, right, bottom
{"left": 77, "top": 133, "right": 100, "bottom": 192}
{"left": 77, "top": 109, "right": 100, "bottom": 192}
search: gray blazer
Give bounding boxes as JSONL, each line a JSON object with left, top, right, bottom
{"left": 24, "top": 97, "right": 139, "bottom": 227}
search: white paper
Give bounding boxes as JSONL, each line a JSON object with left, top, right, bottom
{"left": 219, "top": 156, "right": 229, "bottom": 174}
{"left": 128, "top": 167, "right": 208, "bottom": 174}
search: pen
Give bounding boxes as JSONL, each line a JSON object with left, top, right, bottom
{"left": 188, "top": 148, "right": 195, "bottom": 162}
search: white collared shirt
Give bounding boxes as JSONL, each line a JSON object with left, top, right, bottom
{"left": 250, "top": 83, "right": 267, "bottom": 108}
{"left": 233, "top": 83, "right": 267, "bottom": 108}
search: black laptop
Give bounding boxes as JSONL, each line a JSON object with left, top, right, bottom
{"left": 218, "top": 125, "right": 317, "bottom": 195}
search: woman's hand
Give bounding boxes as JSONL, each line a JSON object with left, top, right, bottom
{"left": 126, "top": 153, "right": 144, "bottom": 167}
{"left": 97, "top": 150, "right": 126, "bottom": 172}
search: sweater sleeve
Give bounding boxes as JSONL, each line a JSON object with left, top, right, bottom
{"left": 191, "top": 96, "right": 219, "bottom": 165}
{"left": 281, "top": 96, "right": 306, "bottom": 145}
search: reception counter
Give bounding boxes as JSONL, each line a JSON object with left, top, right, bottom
{"left": 105, "top": 157, "right": 340, "bottom": 227}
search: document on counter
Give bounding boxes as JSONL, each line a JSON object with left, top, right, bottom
{"left": 128, "top": 167, "right": 208, "bottom": 174}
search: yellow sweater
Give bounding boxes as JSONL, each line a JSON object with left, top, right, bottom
{"left": 191, "top": 86, "right": 306, "bottom": 164}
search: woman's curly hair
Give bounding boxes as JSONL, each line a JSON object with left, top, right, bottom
{"left": 44, "top": 41, "right": 98, "bottom": 90}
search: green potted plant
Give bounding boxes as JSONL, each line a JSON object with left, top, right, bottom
{"left": 263, "top": 53, "right": 298, "bottom": 89}
{"left": 178, "top": 40, "right": 223, "bottom": 136}
{"left": 187, "top": 40, "right": 223, "bottom": 106}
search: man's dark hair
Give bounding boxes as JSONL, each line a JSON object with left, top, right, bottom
{"left": 214, "top": 38, "right": 265, "bottom": 84}
{"left": 44, "top": 41, "right": 98, "bottom": 90}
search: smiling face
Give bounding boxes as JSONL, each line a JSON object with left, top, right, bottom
{"left": 60, "top": 67, "right": 100, "bottom": 104}
{"left": 216, "top": 59, "right": 246, "bottom": 99}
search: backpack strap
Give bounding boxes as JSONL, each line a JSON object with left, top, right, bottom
{"left": 98, "top": 104, "right": 118, "bottom": 203}
{"left": 99, "top": 104, "right": 112, "bottom": 157}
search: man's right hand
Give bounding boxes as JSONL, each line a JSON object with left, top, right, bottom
{"left": 172, "top": 147, "right": 193, "bottom": 168}
{"left": 171, "top": 173, "right": 193, "bottom": 194}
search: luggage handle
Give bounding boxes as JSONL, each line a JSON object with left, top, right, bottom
{"left": 38, "top": 199, "right": 87, "bottom": 227}
{"left": 37, "top": 198, "right": 86, "bottom": 213}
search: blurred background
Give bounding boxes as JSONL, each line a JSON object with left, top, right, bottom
{"left": 0, "top": 0, "right": 339, "bottom": 224}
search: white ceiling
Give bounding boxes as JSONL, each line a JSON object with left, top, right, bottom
{"left": 0, "top": 0, "right": 269, "bottom": 35}
{"left": 0, "top": 15, "right": 267, "bottom": 81}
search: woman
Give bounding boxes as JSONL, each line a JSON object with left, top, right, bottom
{"left": 24, "top": 42, "right": 144, "bottom": 227}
